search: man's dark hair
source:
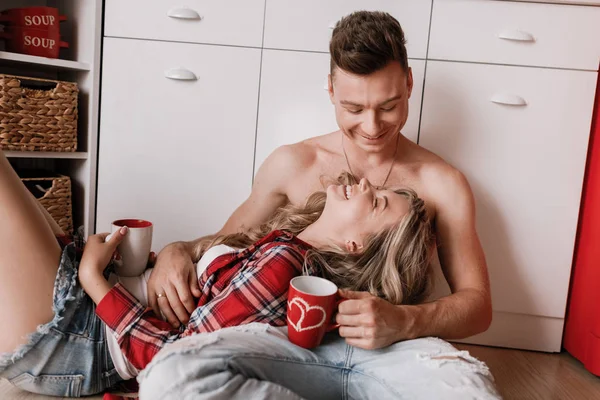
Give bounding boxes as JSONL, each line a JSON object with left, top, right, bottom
{"left": 330, "top": 11, "right": 408, "bottom": 77}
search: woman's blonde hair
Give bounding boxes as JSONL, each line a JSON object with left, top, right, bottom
{"left": 192, "top": 173, "right": 435, "bottom": 305}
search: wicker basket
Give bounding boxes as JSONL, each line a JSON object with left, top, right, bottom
{"left": 0, "top": 74, "right": 78, "bottom": 152}
{"left": 21, "top": 173, "right": 74, "bottom": 235}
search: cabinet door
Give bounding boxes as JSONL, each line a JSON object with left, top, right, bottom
{"left": 105, "top": 0, "right": 265, "bottom": 48}
{"left": 254, "top": 49, "right": 425, "bottom": 174}
{"left": 429, "top": 0, "right": 600, "bottom": 70}
{"left": 264, "top": 0, "right": 431, "bottom": 59}
{"left": 97, "top": 38, "right": 261, "bottom": 251}
{"left": 420, "top": 61, "right": 596, "bottom": 320}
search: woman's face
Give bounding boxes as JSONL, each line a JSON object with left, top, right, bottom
{"left": 321, "top": 178, "right": 410, "bottom": 249}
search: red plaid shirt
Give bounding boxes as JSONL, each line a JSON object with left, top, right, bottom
{"left": 95, "top": 230, "right": 314, "bottom": 372}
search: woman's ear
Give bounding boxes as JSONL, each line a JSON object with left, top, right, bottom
{"left": 345, "top": 240, "right": 364, "bottom": 253}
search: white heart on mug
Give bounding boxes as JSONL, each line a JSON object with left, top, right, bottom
{"left": 287, "top": 297, "right": 326, "bottom": 332}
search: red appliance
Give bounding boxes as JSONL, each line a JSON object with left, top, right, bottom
{"left": 564, "top": 70, "right": 600, "bottom": 376}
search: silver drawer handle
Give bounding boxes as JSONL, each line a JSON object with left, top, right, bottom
{"left": 164, "top": 68, "right": 198, "bottom": 81}
{"left": 491, "top": 93, "right": 527, "bottom": 106}
{"left": 498, "top": 29, "right": 535, "bottom": 43}
{"left": 167, "top": 7, "right": 202, "bottom": 20}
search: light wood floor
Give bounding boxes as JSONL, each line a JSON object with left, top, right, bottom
{"left": 455, "top": 344, "right": 600, "bottom": 400}
{"left": 1, "top": 344, "right": 599, "bottom": 399}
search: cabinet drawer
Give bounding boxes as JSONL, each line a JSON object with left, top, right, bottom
{"left": 105, "top": 0, "right": 265, "bottom": 48}
{"left": 97, "top": 38, "right": 261, "bottom": 250}
{"left": 429, "top": 0, "right": 600, "bottom": 70}
{"left": 254, "top": 50, "right": 425, "bottom": 174}
{"left": 419, "top": 61, "right": 597, "bottom": 318}
{"left": 264, "top": 0, "right": 431, "bottom": 59}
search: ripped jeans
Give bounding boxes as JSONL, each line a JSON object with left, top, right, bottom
{"left": 138, "top": 323, "right": 501, "bottom": 400}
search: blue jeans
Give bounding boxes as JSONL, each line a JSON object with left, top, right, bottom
{"left": 0, "top": 243, "right": 123, "bottom": 396}
{"left": 138, "top": 323, "right": 501, "bottom": 400}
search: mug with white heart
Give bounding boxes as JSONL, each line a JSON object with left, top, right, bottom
{"left": 105, "top": 219, "right": 153, "bottom": 277}
{"left": 287, "top": 276, "right": 342, "bottom": 349}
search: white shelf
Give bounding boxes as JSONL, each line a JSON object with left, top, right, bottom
{"left": 0, "top": 51, "right": 90, "bottom": 71}
{"left": 3, "top": 150, "right": 88, "bottom": 159}
{"left": 0, "top": 0, "right": 103, "bottom": 238}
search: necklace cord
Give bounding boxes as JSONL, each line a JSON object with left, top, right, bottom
{"left": 342, "top": 131, "right": 400, "bottom": 190}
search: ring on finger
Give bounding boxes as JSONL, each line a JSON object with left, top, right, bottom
{"left": 157, "top": 292, "right": 166, "bottom": 299}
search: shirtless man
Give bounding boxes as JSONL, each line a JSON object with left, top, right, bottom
{"left": 141, "top": 10, "right": 498, "bottom": 399}
{"left": 149, "top": 11, "right": 491, "bottom": 349}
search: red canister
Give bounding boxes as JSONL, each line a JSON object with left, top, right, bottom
{"left": 0, "top": 6, "right": 68, "bottom": 58}
{"left": 0, "top": 7, "right": 65, "bottom": 31}
{"left": 0, "top": 26, "right": 68, "bottom": 58}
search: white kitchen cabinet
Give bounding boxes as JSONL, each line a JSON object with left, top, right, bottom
{"left": 254, "top": 50, "right": 425, "bottom": 174}
{"left": 254, "top": 50, "right": 336, "bottom": 173}
{"left": 264, "top": 0, "right": 431, "bottom": 59}
{"left": 105, "top": 0, "right": 266, "bottom": 48}
{"left": 429, "top": 0, "right": 600, "bottom": 70}
{"left": 97, "top": 38, "right": 261, "bottom": 251}
{"left": 98, "top": 0, "right": 600, "bottom": 352}
{"left": 420, "top": 60, "right": 597, "bottom": 350}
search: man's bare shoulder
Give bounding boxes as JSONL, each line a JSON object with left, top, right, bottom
{"left": 423, "top": 162, "right": 473, "bottom": 219}
{"left": 274, "top": 131, "right": 340, "bottom": 169}
{"left": 259, "top": 132, "right": 339, "bottom": 188}
{"left": 408, "top": 141, "right": 473, "bottom": 205}
{"left": 267, "top": 142, "right": 315, "bottom": 171}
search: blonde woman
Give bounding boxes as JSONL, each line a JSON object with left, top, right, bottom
{"left": 0, "top": 150, "right": 433, "bottom": 397}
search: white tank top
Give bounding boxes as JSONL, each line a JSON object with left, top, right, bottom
{"left": 105, "top": 244, "right": 237, "bottom": 380}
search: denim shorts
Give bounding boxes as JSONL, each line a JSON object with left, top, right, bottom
{"left": 0, "top": 240, "right": 124, "bottom": 397}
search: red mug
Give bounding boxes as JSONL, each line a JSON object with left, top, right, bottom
{"left": 105, "top": 219, "right": 154, "bottom": 277}
{"left": 0, "top": 7, "right": 66, "bottom": 30}
{"left": 287, "top": 276, "right": 343, "bottom": 349}
{"left": 0, "top": 26, "right": 68, "bottom": 58}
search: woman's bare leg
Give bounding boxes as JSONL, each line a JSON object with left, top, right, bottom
{"left": 36, "top": 199, "right": 65, "bottom": 237}
{"left": 0, "top": 152, "right": 63, "bottom": 353}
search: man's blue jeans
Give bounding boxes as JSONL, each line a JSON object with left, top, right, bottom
{"left": 138, "top": 323, "right": 501, "bottom": 400}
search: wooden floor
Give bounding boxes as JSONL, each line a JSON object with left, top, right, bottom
{"left": 455, "top": 343, "right": 600, "bottom": 400}
{"left": 1, "top": 344, "right": 599, "bottom": 399}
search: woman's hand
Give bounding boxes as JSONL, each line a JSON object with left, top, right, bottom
{"left": 79, "top": 227, "right": 128, "bottom": 277}
{"left": 147, "top": 243, "right": 202, "bottom": 328}
{"left": 79, "top": 227, "right": 128, "bottom": 304}
{"left": 336, "top": 290, "right": 416, "bottom": 350}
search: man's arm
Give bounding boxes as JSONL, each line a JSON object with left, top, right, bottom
{"left": 337, "top": 167, "right": 492, "bottom": 349}
{"left": 147, "top": 145, "right": 301, "bottom": 327}
{"left": 407, "top": 167, "right": 492, "bottom": 339}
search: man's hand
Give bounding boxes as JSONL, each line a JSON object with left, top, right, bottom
{"left": 147, "top": 243, "right": 202, "bottom": 328}
{"left": 336, "top": 290, "right": 415, "bottom": 350}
